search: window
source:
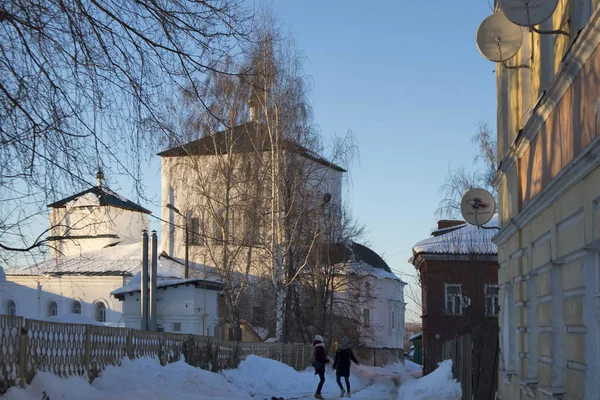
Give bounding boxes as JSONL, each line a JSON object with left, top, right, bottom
{"left": 173, "top": 322, "right": 181, "bottom": 332}
{"left": 6, "top": 300, "right": 16, "bottom": 316}
{"left": 213, "top": 209, "right": 225, "bottom": 243}
{"left": 71, "top": 301, "right": 82, "bottom": 314}
{"left": 391, "top": 311, "right": 395, "bottom": 330}
{"left": 445, "top": 284, "right": 463, "bottom": 315}
{"left": 48, "top": 301, "right": 58, "bottom": 317}
{"left": 363, "top": 308, "right": 370, "bottom": 327}
{"left": 190, "top": 217, "right": 201, "bottom": 245}
{"left": 485, "top": 285, "right": 500, "bottom": 316}
{"left": 95, "top": 302, "right": 106, "bottom": 322}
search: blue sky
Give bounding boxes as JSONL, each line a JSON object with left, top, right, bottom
{"left": 126, "top": 0, "right": 498, "bottom": 320}
{"left": 268, "top": 1, "right": 498, "bottom": 317}
{"left": 21, "top": 1, "right": 497, "bottom": 321}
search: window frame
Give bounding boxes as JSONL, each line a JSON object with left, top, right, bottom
{"left": 71, "top": 301, "right": 82, "bottom": 315}
{"left": 6, "top": 300, "right": 16, "bottom": 316}
{"left": 444, "top": 283, "right": 463, "bottom": 315}
{"left": 485, "top": 284, "right": 500, "bottom": 316}
{"left": 95, "top": 301, "right": 107, "bottom": 323}
{"left": 47, "top": 301, "right": 58, "bottom": 317}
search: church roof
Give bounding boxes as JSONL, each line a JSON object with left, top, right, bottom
{"left": 321, "top": 241, "right": 405, "bottom": 283}
{"left": 47, "top": 186, "right": 151, "bottom": 214}
{"left": 157, "top": 121, "right": 346, "bottom": 172}
{"left": 6, "top": 242, "right": 215, "bottom": 279}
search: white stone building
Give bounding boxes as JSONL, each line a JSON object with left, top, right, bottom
{"left": 111, "top": 275, "right": 223, "bottom": 335}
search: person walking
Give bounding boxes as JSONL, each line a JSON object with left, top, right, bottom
{"left": 332, "top": 336, "right": 359, "bottom": 398}
{"left": 312, "top": 334, "right": 329, "bottom": 399}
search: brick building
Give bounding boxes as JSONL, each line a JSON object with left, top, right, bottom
{"left": 410, "top": 216, "right": 499, "bottom": 376}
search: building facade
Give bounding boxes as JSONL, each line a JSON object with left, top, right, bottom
{"left": 411, "top": 217, "right": 499, "bottom": 376}
{"left": 491, "top": 2, "right": 600, "bottom": 399}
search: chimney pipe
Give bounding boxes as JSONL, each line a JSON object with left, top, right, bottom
{"left": 141, "top": 230, "right": 149, "bottom": 331}
{"left": 149, "top": 231, "right": 158, "bottom": 331}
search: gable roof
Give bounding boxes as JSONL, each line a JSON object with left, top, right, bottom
{"left": 157, "top": 121, "right": 346, "bottom": 172}
{"left": 47, "top": 186, "right": 151, "bottom": 214}
{"left": 6, "top": 242, "right": 215, "bottom": 279}
{"left": 410, "top": 214, "right": 498, "bottom": 261}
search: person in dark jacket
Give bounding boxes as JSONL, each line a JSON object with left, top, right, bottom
{"left": 312, "top": 334, "right": 329, "bottom": 399}
{"left": 332, "top": 336, "right": 359, "bottom": 398}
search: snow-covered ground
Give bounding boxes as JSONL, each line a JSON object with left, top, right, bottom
{"left": 4, "top": 355, "right": 460, "bottom": 400}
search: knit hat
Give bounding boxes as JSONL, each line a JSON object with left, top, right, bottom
{"left": 314, "top": 335, "right": 323, "bottom": 342}
{"left": 339, "top": 336, "right": 350, "bottom": 350}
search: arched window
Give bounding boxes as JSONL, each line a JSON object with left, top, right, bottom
{"left": 6, "top": 300, "right": 16, "bottom": 316}
{"left": 95, "top": 302, "right": 106, "bottom": 322}
{"left": 48, "top": 301, "right": 58, "bottom": 317}
{"left": 71, "top": 301, "right": 82, "bottom": 314}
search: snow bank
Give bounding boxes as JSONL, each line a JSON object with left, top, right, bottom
{"left": 3, "top": 357, "right": 246, "bottom": 400}
{"left": 222, "top": 354, "right": 318, "bottom": 395}
{"left": 397, "top": 360, "right": 461, "bottom": 400}
{"left": 4, "top": 354, "right": 458, "bottom": 400}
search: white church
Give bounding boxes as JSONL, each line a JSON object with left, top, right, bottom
{"left": 2, "top": 127, "right": 406, "bottom": 353}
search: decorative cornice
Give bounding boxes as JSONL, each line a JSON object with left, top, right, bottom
{"left": 496, "top": 4, "right": 600, "bottom": 179}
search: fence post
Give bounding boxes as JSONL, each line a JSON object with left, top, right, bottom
{"left": 83, "top": 325, "right": 91, "bottom": 381}
{"left": 18, "top": 319, "right": 28, "bottom": 389}
{"left": 126, "top": 329, "right": 133, "bottom": 359}
{"left": 159, "top": 334, "right": 166, "bottom": 366}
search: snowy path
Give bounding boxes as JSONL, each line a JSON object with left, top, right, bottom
{"left": 4, "top": 355, "right": 460, "bottom": 400}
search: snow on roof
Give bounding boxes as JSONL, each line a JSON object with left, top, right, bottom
{"left": 252, "top": 326, "right": 269, "bottom": 341}
{"left": 410, "top": 214, "right": 498, "bottom": 260}
{"left": 347, "top": 260, "right": 406, "bottom": 283}
{"left": 111, "top": 276, "right": 223, "bottom": 297}
{"left": 6, "top": 242, "right": 214, "bottom": 279}
{"left": 409, "top": 333, "right": 422, "bottom": 341}
{"left": 47, "top": 185, "right": 151, "bottom": 214}
{"left": 46, "top": 314, "right": 106, "bottom": 326}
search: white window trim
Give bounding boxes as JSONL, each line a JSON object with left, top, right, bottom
{"left": 485, "top": 284, "right": 500, "bottom": 316}
{"left": 445, "top": 283, "right": 463, "bottom": 315}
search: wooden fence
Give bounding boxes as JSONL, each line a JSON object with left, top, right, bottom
{"left": 441, "top": 332, "right": 498, "bottom": 400}
{"left": 0, "top": 316, "right": 313, "bottom": 394}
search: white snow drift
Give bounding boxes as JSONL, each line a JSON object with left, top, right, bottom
{"left": 5, "top": 355, "right": 460, "bottom": 400}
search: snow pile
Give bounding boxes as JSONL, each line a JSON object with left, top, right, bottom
{"left": 222, "top": 355, "right": 318, "bottom": 395}
{"left": 4, "top": 357, "right": 247, "bottom": 400}
{"left": 4, "top": 353, "right": 459, "bottom": 400}
{"left": 46, "top": 314, "right": 105, "bottom": 326}
{"left": 397, "top": 360, "right": 461, "bottom": 400}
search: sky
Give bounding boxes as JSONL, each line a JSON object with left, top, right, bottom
{"left": 267, "top": 0, "right": 498, "bottom": 319}
{"left": 110, "top": 0, "right": 498, "bottom": 321}
{"left": 13, "top": 0, "right": 498, "bottom": 322}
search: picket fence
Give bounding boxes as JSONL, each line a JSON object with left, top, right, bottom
{"left": 0, "top": 316, "right": 313, "bottom": 394}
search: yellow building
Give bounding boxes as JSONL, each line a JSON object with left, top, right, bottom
{"left": 490, "top": 1, "right": 600, "bottom": 399}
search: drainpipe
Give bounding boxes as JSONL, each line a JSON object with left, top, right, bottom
{"left": 149, "top": 230, "right": 158, "bottom": 331}
{"left": 141, "top": 230, "right": 149, "bottom": 330}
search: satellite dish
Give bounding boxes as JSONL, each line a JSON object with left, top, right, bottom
{"left": 460, "top": 188, "right": 496, "bottom": 227}
{"left": 476, "top": 13, "right": 523, "bottom": 62}
{"left": 499, "top": 0, "right": 558, "bottom": 27}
